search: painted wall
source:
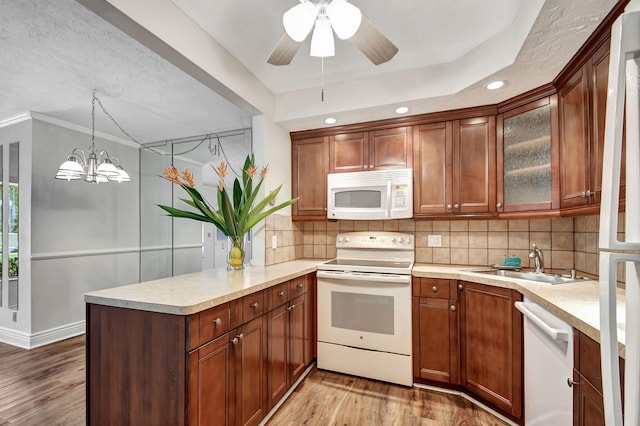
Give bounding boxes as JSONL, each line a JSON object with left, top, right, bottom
{"left": 30, "top": 118, "right": 140, "bottom": 336}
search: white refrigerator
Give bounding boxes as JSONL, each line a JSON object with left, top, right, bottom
{"left": 599, "top": 1, "right": 640, "bottom": 425}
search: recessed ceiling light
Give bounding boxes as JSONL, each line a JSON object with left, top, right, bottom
{"left": 486, "top": 81, "right": 505, "bottom": 90}
{"left": 324, "top": 117, "right": 337, "bottom": 125}
{"left": 395, "top": 106, "right": 409, "bottom": 114}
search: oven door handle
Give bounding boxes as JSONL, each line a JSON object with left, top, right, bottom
{"left": 317, "top": 270, "right": 410, "bottom": 284}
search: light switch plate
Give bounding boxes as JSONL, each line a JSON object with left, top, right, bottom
{"left": 428, "top": 235, "right": 442, "bottom": 247}
{"left": 272, "top": 234, "right": 278, "bottom": 249}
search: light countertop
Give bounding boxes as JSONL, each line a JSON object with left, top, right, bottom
{"left": 85, "top": 259, "right": 625, "bottom": 358}
{"left": 84, "top": 259, "right": 322, "bottom": 315}
{"left": 413, "top": 264, "right": 626, "bottom": 358}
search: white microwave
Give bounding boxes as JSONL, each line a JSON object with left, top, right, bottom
{"left": 327, "top": 168, "right": 413, "bottom": 220}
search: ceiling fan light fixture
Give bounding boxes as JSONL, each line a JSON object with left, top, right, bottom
{"left": 310, "top": 16, "right": 335, "bottom": 57}
{"left": 326, "top": 0, "right": 362, "bottom": 40}
{"left": 283, "top": 1, "right": 318, "bottom": 42}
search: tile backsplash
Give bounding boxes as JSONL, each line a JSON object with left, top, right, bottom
{"left": 264, "top": 213, "right": 628, "bottom": 283}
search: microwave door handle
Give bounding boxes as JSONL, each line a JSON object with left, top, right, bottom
{"left": 386, "top": 180, "right": 392, "bottom": 218}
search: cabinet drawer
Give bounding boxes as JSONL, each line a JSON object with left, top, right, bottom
{"left": 290, "top": 275, "right": 308, "bottom": 298}
{"left": 199, "top": 303, "right": 231, "bottom": 346}
{"left": 269, "top": 281, "right": 290, "bottom": 310}
{"left": 413, "top": 278, "right": 451, "bottom": 299}
{"left": 241, "top": 290, "right": 266, "bottom": 323}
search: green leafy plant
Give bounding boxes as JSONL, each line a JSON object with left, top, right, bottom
{"left": 158, "top": 154, "right": 298, "bottom": 257}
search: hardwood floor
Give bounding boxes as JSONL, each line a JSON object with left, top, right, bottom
{"left": 267, "top": 368, "right": 510, "bottom": 426}
{"left": 0, "top": 335, "right": 85, "bottom": 426}
{"left": 0, "top": 336, "right": 508, "bottom": 425}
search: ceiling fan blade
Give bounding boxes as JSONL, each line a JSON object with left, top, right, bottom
{"left": 349, "top": 16, "right": 398, "bottom": 65}
{"left": 267, "top": 33, "right": 302, "bottom": 66}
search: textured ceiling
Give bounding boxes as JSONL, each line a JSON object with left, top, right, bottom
{"left": 0, "top": 0, "right": 621, "bottom": 139}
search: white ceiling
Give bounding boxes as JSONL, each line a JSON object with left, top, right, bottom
{"left": 0, "top": 0, "right": 620, "bottom": 141}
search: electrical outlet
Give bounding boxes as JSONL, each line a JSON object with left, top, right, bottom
{"left": 428, "top": 235, "right": 442, "bottom": 247}
{"left": 272, "top": 234, "right": 278, "bottom": 249}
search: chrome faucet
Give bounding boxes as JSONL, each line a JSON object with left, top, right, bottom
{"left": 529, "top": 243, "right": 545, "bottom": 273}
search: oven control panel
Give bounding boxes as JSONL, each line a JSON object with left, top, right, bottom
{"left": 336, "top": 232, "right": 414, "bottom": 249}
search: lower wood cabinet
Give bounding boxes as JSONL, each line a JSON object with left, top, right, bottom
{"left": 87, "top": 273, "right": 316, "bottom": 426}
{"left": 412, "top": 279, "right": 523, "bottom": 422}
{"left": 267, "top": 285, "right": 312, "bottom": 409}
{"left": 572, "top": 330, "right": 624, "bottom": 426}
{"left": 459, "top": 281, "right": 523, "bottom": 420}
{"left": 412, "top": 278, "right": 459, "bottom": 384}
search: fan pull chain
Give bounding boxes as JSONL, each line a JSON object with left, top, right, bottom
{"left": 321, "top": 56, "right": 325, "bottom": 102}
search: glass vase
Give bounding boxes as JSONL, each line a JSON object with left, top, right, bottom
{"left": 227, "top": 234, "right": 246, "bottom": 270}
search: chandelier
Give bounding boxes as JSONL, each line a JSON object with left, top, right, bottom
{"left": 55, "top": 91, "right": 131, "bottom": 183}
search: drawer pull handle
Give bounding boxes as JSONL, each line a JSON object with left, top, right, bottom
{"left": 297, "top": 283, "right": 304, "bottom": 289}
{"left": 450, "top": 305, "right": 456, "bottom": 311}
{"left": 213, "top": 318, "right": 222, "bottom": 326}
{"left": 458, "top": 284, "right": 464, "bottom": 290}
{"left": 278, "top": 291, "right": 285, "bottom": 297}
{"left": 250, "top": 302, "right": 259, "bottom": 310}
{"left": 432, "top": 286, "right": 438, "bottom": 292}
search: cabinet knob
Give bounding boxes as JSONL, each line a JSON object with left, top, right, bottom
{"left": 454, "top": 204, "right": 460, "bottom": 209}
{"left": 432, "top": 286, "right": 438, "bottom": 292}
{"left": 297, "top": 283, "right": 304, "bottom": 289}
{"left": 250, "top": 302, "right": 259, "bottom": 310}
{"left": 231, "top": 333, "right": 244, "bottom": 345}
{"left": 324, "top": 208, "right": 328, "bottom": 212}
{"left": 288, "top": 304, "right": 296, "bottom": 311}
{"left": 278, "top": 291, "right": 285, "bottom": 297}
{"left": 567, "top": 378, "right": 579, "bottom": 388}
{"left": 364, "top": 165, "right": 368, "bottom": 169}
{"left": 447, "top": 204, "right": 452, "bottom": 210}
{"left": 458, "top": 284, "right": 464, "bottom": 291}
{"left": 213, "top": 317, "right": 222, "bottom": 326}
{"left": 370, "top": 165, "right": 374, "bottom": 169}
{"left": 585, "top": 190, "right": 592, "bottom": 197}
{"left": 496, "top": 203, "right": 502, "bottom": 209}
{"left": 450, "top": 305, "right": 456, "bottom": 311}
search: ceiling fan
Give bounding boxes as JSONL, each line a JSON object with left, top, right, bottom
{"left": 268, "top": 0, "right": 398, "bottom": 66}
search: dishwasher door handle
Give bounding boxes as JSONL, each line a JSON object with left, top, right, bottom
{"left": 515, "top": 301, "right": 570, "bottom": 342}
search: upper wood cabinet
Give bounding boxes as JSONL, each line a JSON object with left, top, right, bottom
{"left": 414, "top": 116, "right": 496, "bottom": 217}
{"left": 291, "top": 136, "right": 329, "bottom": 219}
{"left": 329, "top": 127, "right": 412, "bottom": 173}
{"left": 558, "top": 40, "right": 625, "bottom": 210}
{"left": 496, "top": 95, "right": 559, "bottom": 213}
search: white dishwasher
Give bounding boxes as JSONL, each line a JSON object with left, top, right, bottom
{"left": 515, "top": 297, "right": 573, "bottom": 426}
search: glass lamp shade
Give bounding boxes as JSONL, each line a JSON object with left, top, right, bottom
{"left": 310, "top": 16, "right": 335, "bottom": 57}
{"left": 58, "top": 155, "right": 84, "bottom": 176}
{"left": 283, "top": 1, "right": 318, "bottom": 42}
{"left": 326, "top": 0, "right": 362, "bottom": 40}
{"left": 55, "top": 169, "right": 84, "bottom": 180}
{"left": 96, "top": 159, "right": 119, "bottom": 177}
{"left": 108, "top": 166, "right": 131, "bottom": 182}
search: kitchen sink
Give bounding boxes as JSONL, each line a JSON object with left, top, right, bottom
{"left": 469, "top": 269, "right": 588, "bottom": 284}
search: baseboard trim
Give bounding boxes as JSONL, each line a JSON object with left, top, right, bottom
{"left": 0, "top": 320, "right": 85, "bottom": 349}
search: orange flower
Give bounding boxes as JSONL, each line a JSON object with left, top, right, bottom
{"left": 260, "top": 165, "right": 269, "bottom": 179}
{"left": 163, "top": 166, "right": 181, "bottom": 184}
{"left": 182, "top": 168, "right": 195, "bottom": 188}
{"left": 212, "top": 161, "right": 228, "bottom": 180}
{"left": 245, "top": 165, "right": 257, "bottom": 180}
